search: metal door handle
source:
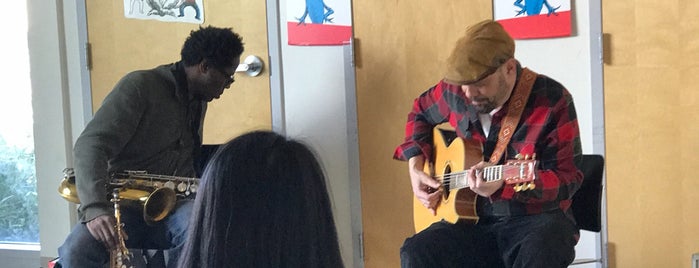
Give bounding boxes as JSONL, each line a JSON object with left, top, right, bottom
{"left": 236, "top": 55, "right": 264, "bottom": 77}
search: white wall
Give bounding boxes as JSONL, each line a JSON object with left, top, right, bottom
{"left": 514, "top": 1, "right": 605, "bottom": 267}
{"left": 277, "top": 1, "right": 361, "bottom": 267}
{"left": 27, "top": 0, "right": 89, "bottom": 267}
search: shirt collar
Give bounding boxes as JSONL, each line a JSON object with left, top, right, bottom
{"left": 171, "top": 61, "right": 196, "bottom": 102}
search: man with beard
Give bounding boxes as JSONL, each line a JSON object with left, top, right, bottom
{"left": 395, "top": 20, "right": 583, "bottom": 268}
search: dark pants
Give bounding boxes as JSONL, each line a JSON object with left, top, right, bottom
{"left": 400, "top": 210, "right": 579, "bottom": 268}
{"left": 58, "top": 200, "right": 193, "bottom": 268}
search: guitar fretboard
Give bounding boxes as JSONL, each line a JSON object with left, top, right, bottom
{"left": 446, "top": 165, "right": 504, "bottom": 190}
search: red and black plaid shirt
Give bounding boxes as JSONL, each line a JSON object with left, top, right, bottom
{"left": 394, "top": 68, "right": 583, "bottom": 216}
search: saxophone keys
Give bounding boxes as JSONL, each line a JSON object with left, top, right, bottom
{"left": 177, "top": 182, "right": 188, "bottom": 193}
{"left": 189, "top": 182, "right": 198, "bottom": 194}
{"left": 164, "top": 181, "right": 176, "bottom": 190}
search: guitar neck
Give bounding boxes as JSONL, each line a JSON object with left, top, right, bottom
{"left": 447, "top": 165, "right": 502, "bottom": 190}
{"left": 446, "top": 163, "right": 531, "bottom": 191}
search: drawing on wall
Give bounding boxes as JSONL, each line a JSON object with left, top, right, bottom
{"left": 287, "top": 0, "right": 352, "bottom": 46}
{"left": 493, "top": 0, "right": 571, "bottom": 39}
{"left": 124, "top": 0, "right": 204, "bottom": 24}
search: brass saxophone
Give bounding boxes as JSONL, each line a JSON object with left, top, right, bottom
{"left": 110, "top": 189, "right": 134, "bottom": 268}
{"left": 58, "top": 168, "right": 199, "bottom": 223}
{"left": 58, "top": 169, "right": 199, "bottom": 267}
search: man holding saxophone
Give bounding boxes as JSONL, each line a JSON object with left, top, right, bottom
{"left": 57, "top": 26, "right": 244, "bottom": 268}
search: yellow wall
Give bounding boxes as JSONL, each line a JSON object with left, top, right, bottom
{"left": 604, "top": 1, "right": 699, "bottom": 267}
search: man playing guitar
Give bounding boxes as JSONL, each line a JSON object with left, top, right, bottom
{"left": 394, "top": 20, "right": 583, "bottom": 268}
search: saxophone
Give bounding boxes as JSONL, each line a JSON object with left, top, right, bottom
{"left": 110, "top": 189, "right": 134, "bottom": 268}
{"left": 58, "top": 168, "right": 199, "bottom": 223}
{"left": 58, "top": 169, "right": 199, "bottom": 267}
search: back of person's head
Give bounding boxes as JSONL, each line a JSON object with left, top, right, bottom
{"left": 178, "top": 130, "right": 344, "bottom": 268}
{"left": 180, "top": 25, "right": 244, "bottom": 70}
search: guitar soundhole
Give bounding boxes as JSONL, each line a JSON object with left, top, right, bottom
{"left": 442, "top": 165, "right": 451, "bottom": 200}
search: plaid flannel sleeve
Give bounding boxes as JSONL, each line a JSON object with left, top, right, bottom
{"left": 393, "top": 81, "right": 453, "bottom": 161}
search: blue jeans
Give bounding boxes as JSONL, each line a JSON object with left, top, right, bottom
{"left": 58, "top": 199, "right": 193, "bottom": 268}
{"left": 400, "top": 209, "right": 579, "bottom": 268}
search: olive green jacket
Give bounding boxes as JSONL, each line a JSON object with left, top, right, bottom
{"left": 73, "top": 62, "right": 205, "bottom": 222}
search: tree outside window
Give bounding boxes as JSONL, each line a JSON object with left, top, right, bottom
{"left": 0, "top": 0, "right": 39, "bottom": 244}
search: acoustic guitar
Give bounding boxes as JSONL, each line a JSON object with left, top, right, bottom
{"left": 413, "top": 127, "right": 537, "bottom": 233}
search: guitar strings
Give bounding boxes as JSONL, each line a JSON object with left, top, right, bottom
{"left": 434, "top": 166, "right": 501, "bottom": 185}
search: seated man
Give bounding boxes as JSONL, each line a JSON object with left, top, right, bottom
{"left": 395, "top": 20, "right": 583, "bottom": 268}
{"left": 57, "top": 26, "right": 244, "bottom": 268}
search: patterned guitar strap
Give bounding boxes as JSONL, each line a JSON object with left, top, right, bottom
{"left": 489, "top": 68, "right": 537, "bottom": 164}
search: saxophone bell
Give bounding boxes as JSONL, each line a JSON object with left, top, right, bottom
{"left": 58, "top": 168, "right": 80, "bottom": 204}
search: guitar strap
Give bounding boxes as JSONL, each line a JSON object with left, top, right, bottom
{"left": 489, "top": 68, "right": 537, "bottom": 164}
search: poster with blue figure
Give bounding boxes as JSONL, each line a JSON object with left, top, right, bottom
{"left": 288, "top": 0, "right": 352, "bottom": 46}
{"left": 297, "top": 0, "right": 335, "bottom": 24}
{"left": 124, "top": 0, "right": 204, "bottom": 25}
{"left": 514, "top": 0, "right": 560, "bottom": 16}
{"left": 494, "top": 0, "right": 571, "bottom": 39}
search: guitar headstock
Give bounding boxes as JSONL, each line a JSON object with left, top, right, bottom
{"left": 503, "top": 154, "right": 537, "bottom": 192}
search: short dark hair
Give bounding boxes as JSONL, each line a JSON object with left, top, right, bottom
{"left": 178, "top": 131, "right": 344, "bottom": 268}
{"left": 180, "top": 26, "right": 244, "bottom": 69}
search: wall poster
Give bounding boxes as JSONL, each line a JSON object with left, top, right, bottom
{"left": 494, "top": 0, "right": 571, "bottom": 39}
{"left": 124, "top": 0, "right": 204, "bottom": 24}
{"left": 287, "top": 0, "right": 352, "bottom": 46}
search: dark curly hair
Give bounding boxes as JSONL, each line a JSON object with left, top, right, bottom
{"left": 180, "top": 26, "right": 244, "bottom": 69}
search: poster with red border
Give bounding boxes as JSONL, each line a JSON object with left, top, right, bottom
{"left": 287, "top": 0, "right": 352, "bottom": 46}
{"left": 494, "top": 0, "right": 571, "bottom": 39}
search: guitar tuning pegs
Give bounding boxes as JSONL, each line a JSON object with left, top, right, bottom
{"left": 527, "top": 182, "right": 536, "bottom": 190}
{"left": 513, "top": 183, "right": 522, "bottom": 192}
{"left": 531, "top": 153, "right": 536, "bottom": 160}
{"left": 515, "top": 154, "right": 523, "bottom": 160}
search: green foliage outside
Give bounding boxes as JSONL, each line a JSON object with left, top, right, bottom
{"left": 0, "top": 135, "right": 38, "bottom": 243}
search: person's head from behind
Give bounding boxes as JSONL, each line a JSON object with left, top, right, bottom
{"left": 443, "top": 20, "right": 518, "bottom": 114}
{"left": 179, "top": 130, "right": 343, "bottom": 268}
{"left": 181, "top": 26, "right": 244, "bottom": 102}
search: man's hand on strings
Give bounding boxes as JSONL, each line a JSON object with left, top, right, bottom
{"left": 468, "top": 161, "right": 505, "bottom": 197}
{"left": 408, "top": 156, "right": 442, "bottom": 215}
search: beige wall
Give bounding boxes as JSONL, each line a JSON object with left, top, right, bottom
{"left": 604, "top": 1, "right": 699, "bottom": 267}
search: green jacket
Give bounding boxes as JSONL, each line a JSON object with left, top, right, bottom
{"left": 73, "top": 62, "right": 205, "bottom": 222}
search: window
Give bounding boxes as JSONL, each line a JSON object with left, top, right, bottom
{"left": 0, "top": 0, "right": 38, "bottom": 245}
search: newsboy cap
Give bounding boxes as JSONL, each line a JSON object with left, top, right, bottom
{"left": 444, "top": 20, "right": 515, "bottom": 85}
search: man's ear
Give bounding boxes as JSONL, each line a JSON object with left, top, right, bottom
{"left": 198, "top": 60, "right": 212, "bottom": 74}
{"left": 504, "top": 58, "right": 517, "bottom": 75}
